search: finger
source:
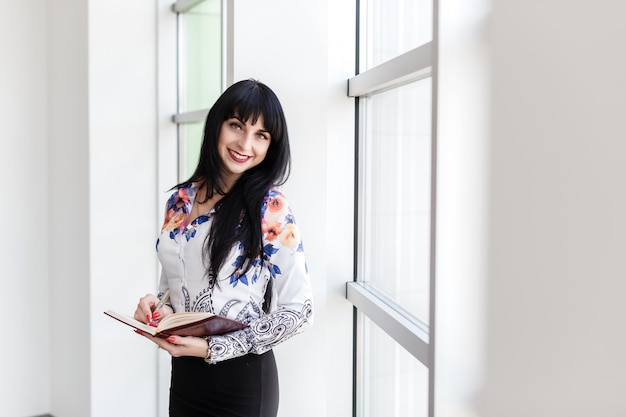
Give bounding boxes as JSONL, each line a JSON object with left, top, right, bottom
{"left": 151, "top": 304, "right": 174, "bottom": 324}
{"left": 134, "top": 301, "right": 152, "bottom": 323}
{"left": 134, "top": 330, "right": 170, "bottom": 349}
{"left": 134, "top": 329, "right": 152, "bottom": 338}
{"left": 166, "top": 336, "right": 209, "bottom": 358}
{"left": 141, "top": 294, "right": 159, "bottom": 317}
{"left": 135, "top": 329, "right": 173, "bottom": 345}
{"left": 134, "top": 294, "right": 159, "bottom": 323}
{"left": 134, "top": 332, "right": 205, "bottom": 358}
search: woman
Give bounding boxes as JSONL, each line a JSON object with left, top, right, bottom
{"left": 134, "top": 79, "right": 313, "bottom": 417}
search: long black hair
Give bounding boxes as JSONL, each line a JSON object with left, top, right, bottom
{"left": 177, "top": 79, "right": 291, "bottom": 287}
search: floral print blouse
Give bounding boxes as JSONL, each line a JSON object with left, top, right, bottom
{"left": 156, "top": 182, "right": 313, "bottom": 363}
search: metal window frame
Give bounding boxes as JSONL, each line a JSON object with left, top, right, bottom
{"left": 347, "top": 41, "right": 436, "bottom": 369}
{"left": 172, "top": 108, "right": 209, "bottom": 123}
{"left": 347, "top": 42, "right": 433, "bottom": 97}
{"left": 349, "top": 1, "right": 439, "bottom": 416}
{"left": 172, "top": 0, "right": 233, "bottom": 125}
{"left": 346, "top": 282, "right": 430, "bottom": 364}
{"left": 172, "top": 0, "right": 207, "bottom": 13}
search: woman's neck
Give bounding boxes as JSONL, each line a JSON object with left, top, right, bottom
{"left": 190, "top": 183, "right": 224, "bottom": 221}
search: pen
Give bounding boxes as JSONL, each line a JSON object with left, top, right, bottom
{"left": 150, "top": 289, "right": 171, "bottom": 325}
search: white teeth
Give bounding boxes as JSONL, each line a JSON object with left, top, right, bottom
{"left": 229, "top": 150, "right": 249, "bottom": 161}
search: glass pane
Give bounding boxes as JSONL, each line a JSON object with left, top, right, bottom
{"left": 360, "top": 0, "right": 432, "bottom": 71}
{"left": 178, "top": 121, "right": 204, "bottom": 181}
{"left": 180, "top": 0, "right": 222, "bottom": 112}
{"left": 358, "top": 314, "right": 429, "bottom": 417}
{"left": 359, "top": 78, "right": 432, "bottom": 325}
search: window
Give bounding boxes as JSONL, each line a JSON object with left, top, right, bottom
{"left": 360, "top": 0, "right": 432, "bottom": 70}
{"left": 360, "top": 78, "right": 432, "bottom": 325}
{"left": 172, "top": 0, "right": 233, "bottom": 181}
{"left": 348, "top": 0, "right": 438, "bottom": 415}
{"left": 358, "top": 315, "right": 429, "bottom": 417}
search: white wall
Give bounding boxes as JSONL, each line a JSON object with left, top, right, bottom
{"left": 0, "top": 1, "right": 50, "bottom": 415}
{"left": 88, "top": 1, "right": 159, "bottom": 416}
{"left": 483, "top": 1, "right": 626, "bottom": 416}
{"left": 436, "top": 1, "right": 626, "bottom": 416}
{"left": 47, "top": 1, "right": 91, "bottom": 415}
{"left": 1, "top": 0, "right": 160, "bottom": 416}
{"left": 232, "top": 1, "right": 355, "bottom": 416}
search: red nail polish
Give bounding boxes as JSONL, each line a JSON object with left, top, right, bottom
{"left": 152, "top": 312, "right": 160, "bottom": 319}
{"left": 146, "top": 314, "right": 151, "bottom": 322}
{"left": 166, "top": 336, "right": 175, "bottom": 343}
{"left": 149, "top": 321, "right": 158, "bottom": 327}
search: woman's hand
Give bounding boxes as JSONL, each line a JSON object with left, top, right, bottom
{"left": 134, "top": 332, "right": 209, "bottom": 358}
{"left": 133, "top": 293, "right": 173, "bottom": 325}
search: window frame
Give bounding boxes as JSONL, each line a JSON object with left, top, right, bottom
{"left": 347, "top": 0, "right": 439, "bottom": 415}
{"left": 172, "top": 0, "right": 232, "bottom": 181}
{"left": 171, "top": 0, "right": 233, "bottom": 126}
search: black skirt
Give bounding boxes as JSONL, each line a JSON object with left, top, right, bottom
{"left": 169, "top": 350, "right": 279, "bottom": 417}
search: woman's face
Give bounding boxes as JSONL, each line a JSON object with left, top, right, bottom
{"left": 217, "top": 114, "right": 271, "bottom": 185}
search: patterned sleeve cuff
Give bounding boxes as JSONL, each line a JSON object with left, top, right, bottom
{"left": 208, "top": 330, "right": 251, "bottom": 363}
{"left": 207, "top": 300, "right": 313, "bottom": 363}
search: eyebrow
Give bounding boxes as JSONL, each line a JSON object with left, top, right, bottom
{"left": 229, "top": 115, "right": 270, "bottom": 135}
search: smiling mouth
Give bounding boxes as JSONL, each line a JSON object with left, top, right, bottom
{"left": 228, "top": 149, "right": 251, "bottom": 162}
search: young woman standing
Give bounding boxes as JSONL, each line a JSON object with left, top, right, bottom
{"left": 134, "top": 79, "right": 313, "bottom": 417}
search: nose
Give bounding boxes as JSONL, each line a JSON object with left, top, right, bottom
{"left": 238, "top": 131, "right": 255, "bottom": 151}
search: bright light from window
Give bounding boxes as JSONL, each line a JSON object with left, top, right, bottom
{"left": 359, "top": 77, "right": 432, "bottom": 326}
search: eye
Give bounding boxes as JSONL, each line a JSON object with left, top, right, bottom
{"left": 257, "top": 132, "right": 269, "bottom": 140}
{"left": 229, "top": 122, "right": 242, "bottom": 130}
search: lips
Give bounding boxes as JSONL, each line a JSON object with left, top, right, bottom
{"left": 228, "top": 149, "right": 251, "bottom": 162}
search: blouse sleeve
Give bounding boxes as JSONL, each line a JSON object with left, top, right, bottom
{"left": 206, "top": 190, "right": 313, "bottom": 363}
